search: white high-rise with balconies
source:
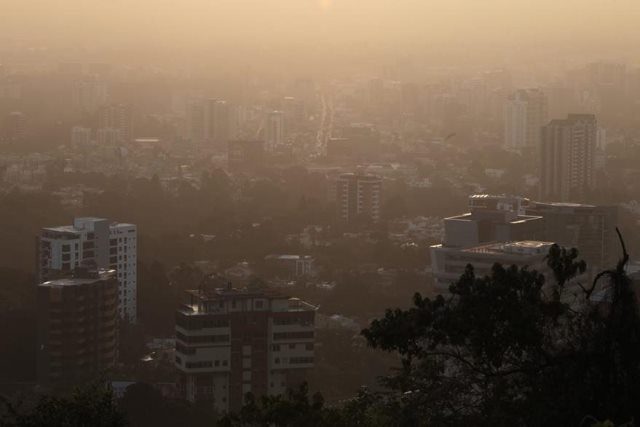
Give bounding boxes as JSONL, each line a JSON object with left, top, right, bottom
{"left": 37, "top": 217, "right": 138, "bottom": 322}
{"left": 504, "top": 89, "right": 548, "bottom": 151}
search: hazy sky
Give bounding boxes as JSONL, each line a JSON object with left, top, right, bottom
{"left": 2, "top": 0, "right": 640, "bottom": 50}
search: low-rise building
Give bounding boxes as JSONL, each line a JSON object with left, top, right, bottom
{"left": 431, "top": 240, "right": 554, "bottom": 290}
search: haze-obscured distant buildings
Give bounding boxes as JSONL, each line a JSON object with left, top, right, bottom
{"left": 187, "top": 98, "right": 233, "bottom": 149}
{"left": 98, "top": 104, "right": 134, "bottom": 144}
{"left": 265, "top": 110, "right": 285, "bottom": 151}
{"left": 504, "top": 89, "right": 547, "bottom": 151}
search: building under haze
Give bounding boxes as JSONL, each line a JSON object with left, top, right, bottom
{"left": 504, "top": 88, "right": 547, "bottom": 150}
{"left": 186, "top": 98, "right": 233, "bottom": 148}
{"left": 539, "top": 114, "right": 597, "bottom": 202}
{"left": 2, "top": 111, "right": 26, "bottom": 144}
{"left": 98, "top": 104, "right": 133, "bottom": 144}
{"left": 37, "top": 268, "right": 118, "bottom": 388}
{"left": 71, "top": 126, "right": 91, "bottom": 145}
{"left": 37, "top": 217, "right": 137, "bottom": 322}
{"left": 265, "top": 110, "right": 285, "bottom": 151}
{"left": 175, "top": 284, "right": 316, "bottom": 412}
{"left": 336, "top": 173, "right": 383, "bottom": 224}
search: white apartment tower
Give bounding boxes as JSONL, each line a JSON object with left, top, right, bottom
{"left": 336, "top": 173, "right": 382, "bottom": 224}
{"left": 265, "top": 110, "right": 285, "bottom": 151}
{"left": 504, "top": 89, "right": 548, "bottom": 150}
{"left": 37, "top": 217, "right": 138, "bottom": 322}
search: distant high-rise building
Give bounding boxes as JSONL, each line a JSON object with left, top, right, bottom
{"left": 99, "top": 104, "right": 133, "bottom": 143}
{"left": 208, "top": 99, "right": 232, "bottom": 148}
{"left": 336, "top": 173, "right": 382, "bottom": 224}
{"left": 96, "top": 128, "right": 120, "bottom": 145}
{"left": 72, "top": 80, "right": 108, "bottom": 113}
{"left": 504, "top": 89, "right": 547, "bottom": 150}
{"left": 265, "top": 111, "right": 284, "bottom": 150}
{"left": 186, "top": 98, "right": 233, "bottom": 148}
{"left": 37, "top": 218, "right": 137, "bottom": 322}
{"left": 539, "top": 114, "right": 597, "bottom": 202}
{"left": 71, "top": 126, "right": 92, "bottom": 145}
{"left": 186, "top": 99, "right": 207, "bottom": 144}
{"left": 175, "top": 285, "right": 316, "bottom": 412}
{"left": 37, "top": 268, "right": 118, "bottom": 388}
{"left": 2, "top": 111, "right": 26, "bottom": 144}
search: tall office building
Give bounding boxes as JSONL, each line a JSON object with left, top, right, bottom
{"left": 2, "top": 111, "right": 26, "bottom": 144}
{"left": 99, "top": 104, "right": 133, "bottom": 143}
{"left": 209, "top": 99, "right": 233, "bottom": 148}
{"left": 186, "top": 99, "right": 207, "bottom": 144}
{"left": 37, "top": 268, "right": 118, "bottom": 388}
{"left": 504, "top": 89, "right": 547, "bottom": 150}
{"left": 175, "top": 284, "right": 316, "bottom": 412}
{"left": 526, "top": 201, "right": 618, "bottom": 271}
{"left": 539, "top": 114, "right": 597, "bottom": 202}
{"left": 265, "top": 110, "right": 285, "bottom": 151}
{"left": 72, "top": 79, "right": 108, "bottom": 113}
{"left": 37, "top": 218, "right": 137, "bottom": 322}
{"left": 186, "top": 98, "right": 233, "bottom": 148}
{"left": 336, "top": 173, "right": 383, "bottom": 224}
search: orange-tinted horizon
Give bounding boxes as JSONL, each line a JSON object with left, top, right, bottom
{"left": 2, "top": 0, "right": 640, "bottom": 50}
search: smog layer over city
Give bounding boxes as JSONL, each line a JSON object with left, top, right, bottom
{"left": 2, "top": 1, "right": 640, "bottom": 426}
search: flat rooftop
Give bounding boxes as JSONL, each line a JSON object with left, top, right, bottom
{"left": 39, "top": 269, "right": 116, "bottom": 287}
{"left": 463, "top": 241, "right": 555, "bottom": 256}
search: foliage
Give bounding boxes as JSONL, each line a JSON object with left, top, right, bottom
{"left": 361, "top": 232, "right": 640, "bottom": 425}
{"left": 0, "top": 382, "right": 126, "bottom": 427}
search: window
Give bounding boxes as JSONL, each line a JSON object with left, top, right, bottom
{"left": 305, "top": 343, "right": 314, "bottom": 351}
{"left": 272, "top": 344, "right": 280, "bottom": 352}
{"left": 255, "top": 300, "right": 264, "bottom": 309}
{"left": 289, "top": 357, "right": 314, "bottom": 364}
{"left": 273, "top": 331, "right": 314, "bottom": 340}
{"left": 62, "top": 244, "right": 70, "bottom": 252}
{"left": 186, "top": 361, "right": 212, "bottom": 369}
{"left": 289, "top": 344, "right": 296, "bottom": 350}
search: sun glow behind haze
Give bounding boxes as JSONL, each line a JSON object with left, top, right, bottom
{"left": 1, "top": 0, "right": 640, "bottom": 52}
